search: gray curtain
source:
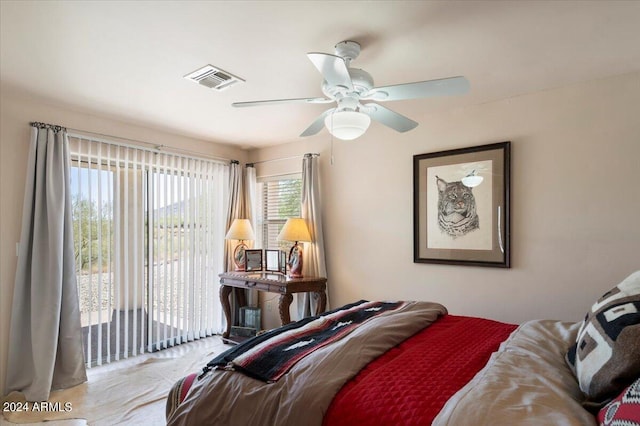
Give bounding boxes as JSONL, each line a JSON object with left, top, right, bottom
{"left": 298, "top": 153, "right": 329, "bottom": 317}
{"left": 244, "top": 165, "right": 258, "bottom": 306}
{"left": 224, "top": 161, "right": 245, "bottom": 272}
{"left": 223, "top": 162, "right": 258, "bottom": 326}
{"left": 224, "top": 162, "right": 257, "bottom": 271}
{"left": 244, "top": 165, "right": 257, "bottom": 231}
{"left": 6, "top": 123, "right": 86, "bottom": 401}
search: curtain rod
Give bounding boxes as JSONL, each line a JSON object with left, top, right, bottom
{"left": 30, "top": 121, "right": 66, "bottom": 132}
{"left": 64, "top": 126, "right": 235, "bottom": 164}
{"left": 247, "top": 153, "right": 319, "bottom": 166}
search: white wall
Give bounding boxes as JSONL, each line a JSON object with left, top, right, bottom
{"left": 0, "top": 85, "right": 247, "bottom": 396}
{"left": 249, "top": 72, "right": 640, "bottom": 327}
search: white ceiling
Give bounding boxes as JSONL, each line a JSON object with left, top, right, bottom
{"left": 1, "top": 1, "right": 639, "bottom": 149}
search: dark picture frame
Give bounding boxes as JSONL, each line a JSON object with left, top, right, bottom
{"left": 413, "top": 141, "right": 511, "bottom": 268}
{"left": 244, "top": 249, "right": 263, "bottom": 272}
{"left": 265, "top": 249, "right": 280, "bottom": 272}
{"left": 279, "top": 250, "right": 287, "bottom": 275}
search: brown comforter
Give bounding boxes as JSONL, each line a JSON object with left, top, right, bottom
{"left": 166, "top": 301, "right": 447, "bottom": 426}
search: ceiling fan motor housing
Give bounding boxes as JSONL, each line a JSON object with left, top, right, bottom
{"left": 322, "top": 68, "right": 374, "bottom": 100}
{"left": 335, "top": 96, "right": 359, "bottom": 112}
{"left": 334, "top": 40, "right": 361, "bottom": 62}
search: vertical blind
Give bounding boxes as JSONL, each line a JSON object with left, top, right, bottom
{"left": 69, "top": 136, "right": 228, "bottom": 367}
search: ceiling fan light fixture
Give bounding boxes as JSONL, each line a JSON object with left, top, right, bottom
{"left": 324, "top": 110, "right": 371, "bottom": 140}
{"left": 462, "top": 170, "right": 484, "bottom": 187}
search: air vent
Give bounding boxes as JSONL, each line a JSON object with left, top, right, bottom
{"left": 184, "top": 65, "right": 244, "bottom": 91}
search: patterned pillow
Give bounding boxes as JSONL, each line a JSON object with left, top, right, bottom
{"left": 566, "top": 271, "right": 640, "bottom": 402}
{"left": 597, "top": 376, "right": 640, "bottom": 426}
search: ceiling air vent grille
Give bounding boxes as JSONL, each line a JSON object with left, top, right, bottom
{"left": 184, "top": 65, "right": 244, "bottom": 91}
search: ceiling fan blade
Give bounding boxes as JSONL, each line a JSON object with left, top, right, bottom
{"left": 364, "top": 76, "right": 470, "bottom": 101}
{"left": 307, "top": 53, "right": 353, "bottom": 91}
{"left": 361, "top": 103, "right": 418, "bottom": 133}
{"left": 232, "top": 97, "right": 333, "bottom": 108}
{"left": 300, "top": 108, "right": 335, "bottom": 137}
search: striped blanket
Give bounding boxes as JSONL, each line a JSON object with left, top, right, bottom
{"left": 204, "top": 300, "right": 406, "bottom": 382}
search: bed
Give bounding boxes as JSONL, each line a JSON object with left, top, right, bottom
{"left": 166, "top": 272, "right": 640, "bottom": 426}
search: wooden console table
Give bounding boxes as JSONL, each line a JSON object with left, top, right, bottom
{"left": 219, "top": 272, "right": 327, "bottom": 339}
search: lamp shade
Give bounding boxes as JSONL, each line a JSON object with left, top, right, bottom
{"left": 225, "top": 218, "right": 255, "bottom": 241}
{"left": 276, "top": 218, "right": 311, "bottom": 243}
{"left": 324, "top": 111, "right": 371, "bottom": 140}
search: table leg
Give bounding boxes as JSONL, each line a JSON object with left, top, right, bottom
{"left": 234, "top": 287, "right": 247, "bottom": 309}
{"left": 278, "top": 293, "right": 293, "bottom": 325}
{"left": 220, "top": 284, "right": 232, "bottom": 338}
{"left": 315, "top": 291, "right": 327, "bottom": 316}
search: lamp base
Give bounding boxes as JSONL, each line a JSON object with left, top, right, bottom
{"left": 233, "top": 242, "right": 248, "bottom": 271}
{"left": 287, "top": 243, "right": 304, "bottom": 278}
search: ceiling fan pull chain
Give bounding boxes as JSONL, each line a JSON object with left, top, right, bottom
{"left": 330, "top": 112, "right": 335, "bottom": 166}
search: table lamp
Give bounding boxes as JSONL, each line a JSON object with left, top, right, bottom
{"left": 276, "top": 218, "right": 312, "bottom": 278}
{"left": 225, "top": 219, "right": 255, "bottom": 271}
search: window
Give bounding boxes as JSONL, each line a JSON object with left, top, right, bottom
{"left": 70, "top": 137, "right": 227, "bottom": 367}
{"left": 256, "top": 175, "right": 302, "bottom": 251}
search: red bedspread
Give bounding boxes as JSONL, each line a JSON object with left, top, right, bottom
{"left": 323, "top": 314, "right": 517, "bottom": 426}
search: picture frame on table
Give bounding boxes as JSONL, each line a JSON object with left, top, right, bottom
{"left": 413, "top": 141, "right": 511, "bottom": 268}
{"left": 265, "top": 250, "right": 281, "bottom": 273}
{"left": 279, "top": 250, "right": 287, "bottom": 275}
{"left": 244, "top": 249, "right": 263, "bottom": 272}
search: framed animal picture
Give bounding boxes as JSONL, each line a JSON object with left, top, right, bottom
{"left": 413, "top": 142, "right": 511, "bottom": 268}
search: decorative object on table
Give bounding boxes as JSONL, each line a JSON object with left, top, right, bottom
{"left": 225, "top": 219, "right": 255, "bottom": 271}
{"left": 277, "top": 218, "right": 312, "bottom": 278}
{"left": 265, "top": 249, "right": 281, "bottom": 273}
{"left": 244, "top": 249, "right": 263, "bottom": 272}
{"left": 232, "top": 40, "right": 470, "bottom": 141}
{"left": 413, "top": 141, "right": 511, "bottom": 267}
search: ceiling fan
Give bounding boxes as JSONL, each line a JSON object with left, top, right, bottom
{"left": 232, "top": 40, "right": 470, "bottom": 140}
